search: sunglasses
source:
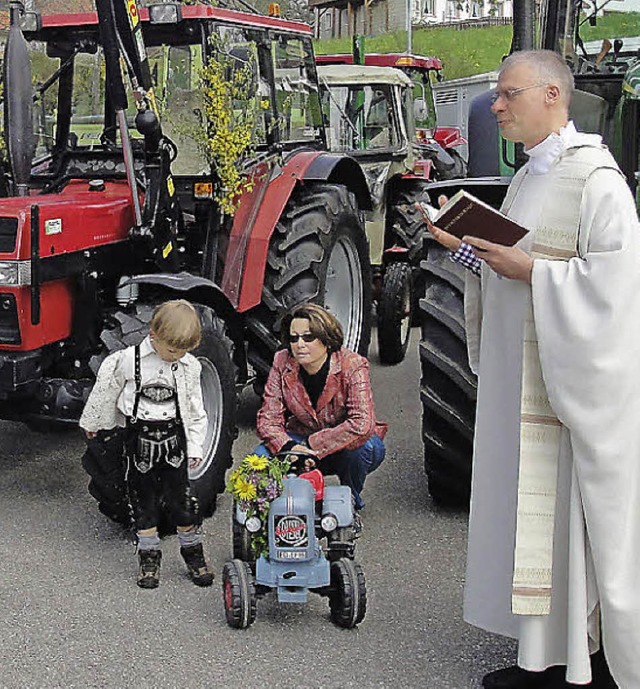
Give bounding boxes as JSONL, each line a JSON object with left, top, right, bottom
{"left": 288, "top": 333, "right": 318, "bottom": 344}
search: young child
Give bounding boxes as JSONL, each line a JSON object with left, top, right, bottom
{"left": 80, "top": 299, "right": 213, "bottom": 589}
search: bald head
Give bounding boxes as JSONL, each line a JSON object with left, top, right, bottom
{"left": 500, "top": 50, "right": 574, "bottom": 111}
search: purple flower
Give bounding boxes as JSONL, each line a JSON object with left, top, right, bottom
{"left": 265, "top": 479, "right": 280, "bottom": 500}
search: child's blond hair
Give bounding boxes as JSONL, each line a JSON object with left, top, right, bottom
{"left": 149, "top": 300, "right": 201, "bottom": 351}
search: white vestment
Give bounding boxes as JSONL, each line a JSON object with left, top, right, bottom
{"left": 462, "top": 124, "right": 640, "bottom": 688}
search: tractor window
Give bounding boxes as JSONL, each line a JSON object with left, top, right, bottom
{"left": 272, "top": 35, "right": 323, "bottom": 144}
{"left": 362, "top": 88, "right": 396, "bottom": 149}
{"left": 321, "top": 84, "right": 397, "bottom": 152}
{"left": 406, "top": 67, "right": 437, "bottom": 131}
{"left": 30, "top": 47, "right": 108, "bottom": 159}
{"left": 69, "top": 50, "right": 107, "bottom": 150}
{"left": 211, "top": 25, "right": 273, "bottom": 149}
{"left": 31, "top": 49, "right": 61, "bottom": 159}
{"left": 321, "top": 85, "right": 362, "bottom": 151}
{"left": 161, "top": 43, "right": 209, "bottom": 175}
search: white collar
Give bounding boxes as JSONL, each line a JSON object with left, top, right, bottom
{"left": 524, "top": 121, "right": 600, "bottom": 175}
{"left": 525, "top": 121, "right": 575, "bottom": 175}
{"left": 140, "top": 335, "right": 188, "bottom": 364}
{"left": 140, "top": 335, "right": 155, "bottom": 357}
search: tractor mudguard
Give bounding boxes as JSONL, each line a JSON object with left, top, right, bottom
{"left": 223, "top": 151, "right": 371, "bottom": 312}
{"left": 303, "top": 153, "right": 371, "bottom": 211}
{"left": 322, "top": 485, "right": 353, "bottom": 527}
{"left": 126, "top": 272, "right": 235, "bottom": 318}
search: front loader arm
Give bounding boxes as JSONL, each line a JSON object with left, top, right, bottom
{"left": 94, "top": 0, "right": 181, "bottom": 271}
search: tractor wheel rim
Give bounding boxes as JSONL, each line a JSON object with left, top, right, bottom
{"left": 190, "top": 357, "right": 223, "bottom": 480}
{"left": 224, "top": 577, "right": 233, "bottom": 609}
{"left": 323, "top": 236, "right": 363, "bottom": 351}
{"left": 400, "top": 277, "right": 412, "bottom": 342}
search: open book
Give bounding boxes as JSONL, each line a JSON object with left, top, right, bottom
{"left": 428, "top": 190, "right": 528, "bottom": 247}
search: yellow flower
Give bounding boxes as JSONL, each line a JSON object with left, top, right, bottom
{"left": 244, "top": 454, "right": 268, "bottom": 470}
{"left": 234, "top": 478, "right": 257, "bottom": 501}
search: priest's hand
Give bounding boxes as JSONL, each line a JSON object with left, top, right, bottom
{"left": 415, "top": 199, "right": 462, "bottom": 252}
{"left": 463, "top": 236, "right": 534, "bottom": 283}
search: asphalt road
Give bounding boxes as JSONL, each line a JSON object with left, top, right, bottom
{"left": 0, "top": 329, "right": 515, "bottom": 689}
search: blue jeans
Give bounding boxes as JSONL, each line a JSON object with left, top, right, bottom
{"left": 255, "top": 434, "right": 385, "bottom": 510}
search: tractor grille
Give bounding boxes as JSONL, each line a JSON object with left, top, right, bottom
{"left": 0, "top": 218, "right": 18, "bottom": 253}
{"left": 0, "top": 293, "right": 20, "bottom": 344}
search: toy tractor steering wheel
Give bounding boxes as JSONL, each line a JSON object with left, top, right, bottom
{"left": 274, "top": 449, "right": 317, "bottom": 473}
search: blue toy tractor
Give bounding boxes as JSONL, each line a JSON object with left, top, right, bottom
{"left": 222, "top": 451, "right": 366, "bottom": 629}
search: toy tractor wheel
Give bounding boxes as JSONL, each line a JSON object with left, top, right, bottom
{"left": 84, "top": 303, "right": 237, "bottom": 522}
{"left": 222, "top": 559, "right": 257, "bottom": 629}
{"left": 247, "top": 183, "right": 372, "bottom": 383}
{"left": 419, "top": 244, "right": 477, "bottom": 507}
{"left": 377, "top": 262, "right": 413, "bottom": 364}
{"left": 329, "top": 558, "right": 367, "bottom": 628}
{"left": 326, "top": 526, "right": 356, "bottom": 561}
{"left": 231, "top": 505, "right": 255, "bottom": 565}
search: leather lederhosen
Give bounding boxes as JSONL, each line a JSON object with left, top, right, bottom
{"left": 124, "top": 344, "right": 187, "bottom": 474}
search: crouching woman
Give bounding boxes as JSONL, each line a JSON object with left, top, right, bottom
{"left": 256, "top": 304, "right": 387, "bottom": 524}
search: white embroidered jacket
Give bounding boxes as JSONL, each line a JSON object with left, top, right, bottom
{"left": 79, "top": 344, "right": 208, "bottom": 458}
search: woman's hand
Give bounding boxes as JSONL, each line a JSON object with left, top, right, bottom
{"left": 415, "top": 198, "right": 462, "bottom": 252}
{"left": 84, "top": 430, "right": 97, "bottom": 440}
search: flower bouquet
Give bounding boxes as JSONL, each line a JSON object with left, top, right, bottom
{"left": 226, "top": 453, "right": 291, "bottom": 557}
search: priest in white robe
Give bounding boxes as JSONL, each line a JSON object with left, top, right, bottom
{"left": 424, "top": 50, "right": 640, "bottom": 689}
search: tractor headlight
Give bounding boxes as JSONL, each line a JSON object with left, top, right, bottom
{"left": 321, "top": 513, "right": 338, "bottom": 533}
{"left": 245, "top": 516, "right": 262, "bottom": 533}
{"left": 148, "top": 3, "right": 182, "bottom": 24}
{"left": 0, "top": 261, "right": 30, "bottom": 286}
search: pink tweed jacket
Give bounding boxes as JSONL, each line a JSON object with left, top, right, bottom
{"left": 256, "top": 347, "right": 388, "bottom": 459}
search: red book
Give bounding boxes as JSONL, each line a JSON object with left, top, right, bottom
{"left": 430, "top": 190, "right": 528, "bottom": 246}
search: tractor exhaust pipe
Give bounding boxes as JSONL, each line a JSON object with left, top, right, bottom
{"left": 3, "top": 0, "right": 35, "bottom": 196}
{"left": 510, "top": 0, "right": 536, "bottom": 53}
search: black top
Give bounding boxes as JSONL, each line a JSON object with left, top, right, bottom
{"left": 281, "top": 354, "right": 331, "bottom": 452}
{"left": 299, "top": 354, "right": 330, "bottom": 409}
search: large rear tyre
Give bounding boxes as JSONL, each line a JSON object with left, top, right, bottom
{"left": 189, "top": 306, "right": 237, "bottom": 517}
{"left": 81, "top": 429, "right": 129, "bottom": 526}
{"left": 419, "top": 244, "right": 477, "bottom": 507}
{"left": 387, "top": 182, "right": 433, "bottom": 324}
{"left": 436, "top": 148, "right": 467, "bottom": 180}
{"left": 377, "top": 262, "right": 412, "bottom": 365}
{"left": 329, "top": 558, "right": 367, "bottom": 628}
{"left": 387, "top": 183, "right": 431, "bottom": 265}
{"left": 247, "top": 183, "right": 372, "bottom": 381}
{"left": 222, "top": 559, "right": 257, "bottom": 629}
{"left": 83, "top": 303, "right": 237, "bottom": 522}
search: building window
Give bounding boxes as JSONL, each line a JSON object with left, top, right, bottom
{"left": 424, "top": 0, "right": 435, "bottom": 15}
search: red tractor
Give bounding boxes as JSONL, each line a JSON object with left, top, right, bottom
{"left": 0, "top": 0, "right": 372, "bottom": 522}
